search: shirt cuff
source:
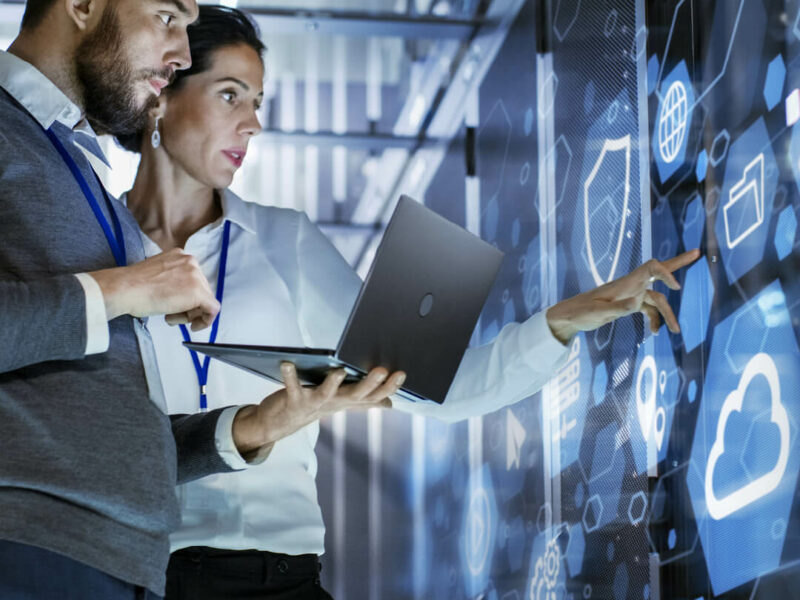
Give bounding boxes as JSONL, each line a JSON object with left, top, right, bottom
{"left": 519, "top": 309, "right": 571, "bottom": 372}
{"left": 74, "top": 273, "right": 110, "bottom": 355}
{"left": 214, "top": 406, "right": 272, "bottom": 469}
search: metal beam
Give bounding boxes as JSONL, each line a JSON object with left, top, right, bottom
{"left": 247, "top": 7, "right": 483, "bottom": 39}
{"left": 260, "top": 129, "right": 439, "bottom": 152}
{"left": 0, "top": 1, "right": 485, "bottom": 39}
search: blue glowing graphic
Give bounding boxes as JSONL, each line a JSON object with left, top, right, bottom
{"left": 647, "top": 54, "right": 659, "bottom": 96}
{"left": 687, "top": 281, "right": 800, "bottom": 595}
{"left": 461, "top": 466, "right": 499, "bottom": 596}
{"left": 679, "top": 258, "right": 715, "bottom": 353}
{"left": 714, "top": 117, "right": 779, "bottom": 284}
{"left": 696, "top": 149, "right": 708, "bottom": 183}
{"left": 565, "top": 523, "right": 585, "bottom": 577}
{"left": 585, "top": 423, "right": 626, "bottom": 530}
{"left": 682, "top": 193, "right": 705, "bottom": 252}
{"left": 629, "top": 327, "right": 682, "bottom": 473}
{"left": 763, "top": 54, "right": 786, "bottom": 112}
{"left": 774, "top": 207, "right": 797, "bottom": 261}
{"left": 653, "top": 61, "right": 695, "bottom": 183}
{"left": 571, "top": 91, "right": 639, "bottom": 293}
{"left": 544, "top": 334, "right": 592, "bottom": 470}
{"left": 526, "top": 526, "right": 568, "bottom": 600}
{"left": 592, "top": 361, "right": 609, "bottom": 405}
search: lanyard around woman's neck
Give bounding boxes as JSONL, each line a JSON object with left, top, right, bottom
{"left": 43, "top": 127, "right": 127, "bottom": 267}
{"left": 179, "top": 219, "right": 232, "bottom": 411}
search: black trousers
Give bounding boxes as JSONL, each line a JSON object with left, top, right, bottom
{"left": 165, "top": 547, "right": 333, "bottom": 600}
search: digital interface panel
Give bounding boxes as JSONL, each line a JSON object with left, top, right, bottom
{"left": 318, "top": 1, "right": 800, "bottom": 598}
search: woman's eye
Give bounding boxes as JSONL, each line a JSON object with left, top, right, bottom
{"left": 159, "top": 14, "right": 173, "bottom": 26}
{"left": 221, "top": 91, "right": 237, "bottom": 103}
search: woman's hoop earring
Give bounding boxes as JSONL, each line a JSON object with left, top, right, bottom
{"left": 151, "top": 116, "right": 162, "bottom": 149}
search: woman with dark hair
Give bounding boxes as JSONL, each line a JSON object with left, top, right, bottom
{"left": 120, "top": 5, "right": 696, "bottom": 600}
{"left": 119, "top": 7, "right": 407, "bottom": 599}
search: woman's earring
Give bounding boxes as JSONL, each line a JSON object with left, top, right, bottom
{"left": 151, "top": 116, "right": 162, "bottom": 149}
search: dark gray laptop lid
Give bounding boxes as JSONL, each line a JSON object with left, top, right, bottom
{"left": 336, "top": 195, "right": 504, "bottom": 403}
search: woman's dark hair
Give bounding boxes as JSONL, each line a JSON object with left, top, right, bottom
{"left": 116, "top": 5, "right": 266, "bottom": 153}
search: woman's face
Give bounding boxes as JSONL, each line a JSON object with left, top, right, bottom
{"left": 160, "top": 43, "right": 264, "bottom": 189}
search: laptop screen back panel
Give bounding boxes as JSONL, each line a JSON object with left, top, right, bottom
{"left": 336, "top": 197, "right": 503, "bottom": 404}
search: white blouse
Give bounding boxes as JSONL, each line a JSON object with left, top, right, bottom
{"left": 137, "top": 189, "right": 569, "bottom": 555}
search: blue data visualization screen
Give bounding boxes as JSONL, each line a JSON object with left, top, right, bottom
{"left": 317, "top": 1, "right": 800, "bottom": 599}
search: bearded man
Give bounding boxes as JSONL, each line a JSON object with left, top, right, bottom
{"left": 0, "top": 2, "right": 409, "bottom": 595}
{"left": 0, "top": 0, "right": 326, "bottom": 597}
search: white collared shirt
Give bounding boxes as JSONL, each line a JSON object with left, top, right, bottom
{"left": 135, "top": 189, "right": 570, "bottom": 555}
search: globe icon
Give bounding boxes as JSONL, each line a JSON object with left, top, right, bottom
{"left": 658, "top": 80, "right": 688, "bottom": 163}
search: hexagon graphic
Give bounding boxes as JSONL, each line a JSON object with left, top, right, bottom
{"left": 763, "top": 55, "right": 786, "bottom": 111}
{"left": 687, "top": 280, "right": 800, "bottom": 594}
{"left": 477, "top": 99, "right": 512, "bottom": 215}
{"left": 653, "top": 61, "right": 695, "bottom": 184}
{"left": 565, "top": 523, "right": 585, "bottom": 577}
{"left": 582, "top": 495, "right": 603, "bottom": 533}
{"left": 714, "top": 117, "right": 779, "bottom": 284}
{"left": 647, "top": 54, "right": 659, "bottom": 96}
{"left": 774, "top": 207, "right": 797, "bottom": 260}
{"left": 461, "top": 465, "right": 498, "bottom": 596}
{"left": 553, "top": 0, "right": 581, "bottom": 42}
{"left": 592, "top": 361, "right": 609, "bottom": 405}
{"left": 629, "top": 328, "right": 682, "bottom": 474}
{"left": 682, "top": 193, "right": 705, "bottom": 251}
{"left": 537, "top": 135, "right": 573, "bottom": 219}
{"left": 543, "top": 334, "right": 592, "bottom": 471}
{"left": 787, "top": 121, "right": 800, "bottom": 197}
{"left": 696, "top": 149, "right": 708, "bottom": 182}
{"left": 628, "top": 491, "right": 648, "bottom": 525}
{"left": 652, "top": 197, "right": 680, "bottom": 264}
{"left": 647, "top": 463, "right": 700, "bottom": 565}
{"left": 679, "top": 258, "right": 715, "bottom": 353}
{"left": 522, "top": 235, "right": 543, "bottom": 315}
{"left": 709, "top": 129, "right": 730, "bottom": 167}
{"left": 585, "top": 423, "right": 626, "bottom": 530}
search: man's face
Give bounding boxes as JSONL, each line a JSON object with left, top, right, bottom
{"left": 76, "top": 0, "right": 198, "bottom": 136}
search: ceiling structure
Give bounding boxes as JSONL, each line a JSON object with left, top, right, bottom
{"left": 0, "top": 0, "right": 524, "bottom": 273}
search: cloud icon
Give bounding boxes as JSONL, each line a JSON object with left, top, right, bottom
{"left": 705, "top": 353, "right": 790, "bottom": 520}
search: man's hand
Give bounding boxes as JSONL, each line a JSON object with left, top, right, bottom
{"left": 232, "top": 363, "right": 406, "bottom": 459}
{"left": 546, "top": 249, "right": 701, "bottom": 345}
{"left": 88, "top": 248, "right": 220, "bottom": 331}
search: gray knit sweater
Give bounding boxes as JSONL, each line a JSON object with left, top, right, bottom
{"left": 0, "top": 88, "right": 236, "bottom": 594}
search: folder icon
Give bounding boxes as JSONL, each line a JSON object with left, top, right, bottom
{"left": 723, "top": 153, "right": 765, "bottom": 249}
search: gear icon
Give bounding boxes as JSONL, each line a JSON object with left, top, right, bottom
{"left": 529, "top": 539, "right": 561, "bottom": 600}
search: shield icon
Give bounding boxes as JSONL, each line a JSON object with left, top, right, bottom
{"left": 583, "top": 135, "right": 632, "bottom": 286}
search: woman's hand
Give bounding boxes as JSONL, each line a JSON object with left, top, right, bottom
{"left": 545, "top": 249, "right": 701, "bottom": 345}
{"left": 231, "top": 363, "right": 406, "bottom": 459}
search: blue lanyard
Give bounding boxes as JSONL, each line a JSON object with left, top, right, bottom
{"left": 179, "top": 219, "right": 232, "bottom": 411}
{"left": 44, "top": 128, "right": 127, "bottom": 267}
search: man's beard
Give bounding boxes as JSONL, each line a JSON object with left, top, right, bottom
{"left": 75, "top": 5, "right": 170, "bottom": 136}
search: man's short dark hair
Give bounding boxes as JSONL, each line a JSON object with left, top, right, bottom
{"left": 21, "top": 0, "right": 58, "bottom": 30}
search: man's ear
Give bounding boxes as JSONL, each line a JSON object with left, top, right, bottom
{"left": 64, "top": 0, "right": 102, "bottom": 32}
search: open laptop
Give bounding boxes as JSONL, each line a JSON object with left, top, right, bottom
{"left": 185, "top": 195, "right": 504, "bottom": 404}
